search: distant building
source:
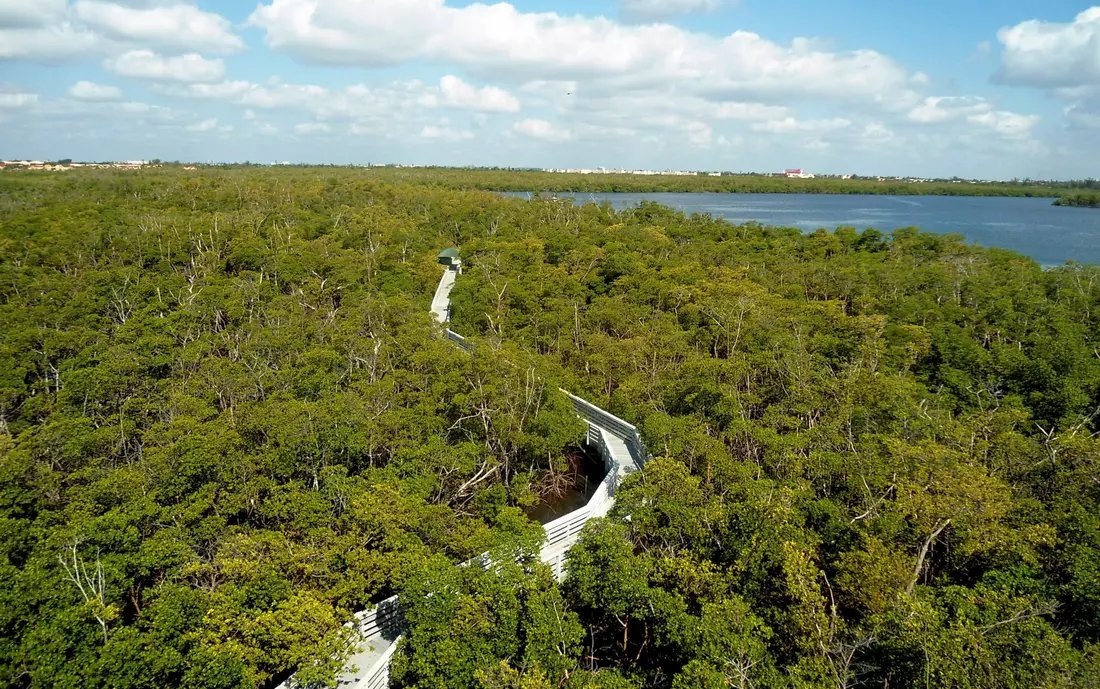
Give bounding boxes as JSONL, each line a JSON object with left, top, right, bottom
{"left": 785, "top": 168, "right": 815, "bottom": 179}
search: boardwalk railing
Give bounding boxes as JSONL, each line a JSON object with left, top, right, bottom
{"left": 353, "top": 595, "right": 404, "bottom": 640}
{"left": 444, "top": 329, "right": 471, "bottom": 350}
{"left": 563, "top": 390, "right": 650, "bottom": 469}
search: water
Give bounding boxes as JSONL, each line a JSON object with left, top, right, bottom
{"left": 525, "top": 445, "right": 607, "bottom": 525}
{"left": 505, "top": 192, "right": 1100, "bottom": 267}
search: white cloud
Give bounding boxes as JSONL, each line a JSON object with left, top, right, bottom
{"left": 69, "top": 80, "right": 123, "bottom": 101}
{"left": 967, "top": 110, "right": 1040, "bottom": 140}
{"left": 239, "top": 0, "right": 1060, "bottom": 164}
{"left": 2, "top": 96, "right": 187, "bottom": 132}
{"left": 907, "top": 96, "right": 991, "bottom": 124}
{"left": 159, "top": 76, "right": 516, "bottom": 127}
{"left": 420, "top": 124, "right": 474, "bottom": 141}
{"left": 994, "top": 9, "right": 1100, "bottom": 132}
{"left": 0, "top": 24, "right": 102, "bottom": 61}
{"left": 713, "top": 101, "right": 791, "bottom": 120}
{"left": 751, "top": 116, "right": 852, "bottom": 134}
{"left": 247, "top": 0, "right": 916, "bottom": 107}
{"left": 157, "top": 80, "right": 251, "bottom": 100}
{"left": 0, "top": 0, "right": 1071, "bottom": 174}
{"left": 620, "top": 0, "right": 725, "bottom": 21}
{"left": 294, "top": 122, "right": 331, "bottom": 134}
{"left": 73, "top": 1, "right": 245, "bottom": 54}
{"left": 684, "top": 120, "right": 712, "bottom": 147}
{"left": 1, "top": 1, "right": 243, "bottom": 63}
{"left": 0, "top": 0, "right": 67, "bottom": 28}
{"left": 860, "top": 121, "right": 898, "bottom": 145}
{"left": 996, "top": 7, "right": 1100, "bottom": 88}
{"left": 439, "top": 75, "right": 520, "bottom": 112}
{"left": 904, "top": 96, "right": 1040, "bottom": 142}
{"left": 513, "top": 118, "right": 573, "bottom": 142}
{"left": 105, "top": 50, "right": 225, "bottom": 82}
{"left": 0, "top": 90, "right": 38, "bottom": 108}
{"left": 186, "top": 117, "right": 219, "bottom": 132}
{"left": 1066, "top": 102, "right": 1100, "bottom": 129}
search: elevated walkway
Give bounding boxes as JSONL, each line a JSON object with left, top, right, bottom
{"left": 285, "top": 262, "right": 649, "bottom": 689}
{"left": 430, "top": 266, "right": 457, "bottom": 323}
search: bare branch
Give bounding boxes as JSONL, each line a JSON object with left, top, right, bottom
{"left": 906, "top": 519, "right": 951, "bottom": 596}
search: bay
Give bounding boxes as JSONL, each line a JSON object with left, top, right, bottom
{"left": 505, "top": 192, "right": 1100, "bottom": 267}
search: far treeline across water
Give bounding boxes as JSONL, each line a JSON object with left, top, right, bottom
{"left": 362, "top": 165, "right": 1098, "bottom": 199}
{"left": 1053, "top": 191, "right": 1100, "bottom": 208}
{"left": 0, "top": 167, "right": 1098, "bottom": 689}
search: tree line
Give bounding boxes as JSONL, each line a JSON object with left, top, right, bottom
{"left": 1053, "top": 191, "right": 1100, "bottom": 208}
{"left": 360, "top": 167, "right": 1085, "bottom": 197}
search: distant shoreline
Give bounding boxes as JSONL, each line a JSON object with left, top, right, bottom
{"left": 1, "top": 164, "right": 1086, "bottom": 199}
{"left": 365, "top": 167, "right": 1072, "bottom": 198}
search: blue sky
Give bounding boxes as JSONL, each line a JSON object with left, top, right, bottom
{"left": 2, "top": 0, "right": 1099, "bottom": 178}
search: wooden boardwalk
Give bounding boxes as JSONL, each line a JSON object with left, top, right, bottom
{"left": 284, "top": 263, "right": 648, "bottom": 689}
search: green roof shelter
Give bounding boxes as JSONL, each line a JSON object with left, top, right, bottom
{"left": 437, "top": 248, "right": 461, "bottom": 268}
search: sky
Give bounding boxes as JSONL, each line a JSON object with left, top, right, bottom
{"left": 1, "top": 0, "right": 1099, "bottom": 179}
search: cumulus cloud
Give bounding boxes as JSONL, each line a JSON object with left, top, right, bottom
{"left": 186, "top": 117, "right": 219, "bottom": 132}
{"left": 69, "top": 80, "right": 123, "bottom": 101}
{"left": 159, "top": 76, "right": 520, "bottom": 127}
{"left": 620, "top": 0, "right": 725, "bottom": 22}
{"left": 0, "top": 0, "right": 1068, "bottom": 173}
{"left": 907, "top": 96, "right": 991, "bottom": 123}
{"left": 996, "top": 7, "right": 1100, "bottom": 88}
{"left": 0, "top": 89, "right": 39, "bottom": 108}
{"left": 158, "top": 79, "right": 327, "bottom": 109}
{"left": 905, "top": 96, "right": 1040, "bottom": 141}
{"left": 247, "top": 0, "right": 915, "bottom": 107}
{"left": 420, "top": 124, "right": 474, "bottom": 142}
{"left": 751, "top": 117, "right": 852, "bottom": 134}
{"left": 73, "top": 1, "right": 245, "bottom": 54}
{"left": 1065, "top": 104, "right": 1100, "bottom": 128}
{"left": 0, "top": 24, "right": 102, "bottom": 61}
{"left": 557, "top": 90, "right": 790, "bottom": 136}
{"left": 1, "top": 1, "right": 244, "bottom": 63}
{"left": 967, "top": 110, "right": 1040, "bottom": 140}
{"left": 294, "top": 122, "right": 331, "bottom": 134}
{"left": 713, "top": 101, "right": 791, "bottom": 120}
{"left": 3, "top": 95, "right": 188, "bottom": 133}
{"left": 105, "top": 50, "right": 225, "bottom": 82}
{"left": 860, "top": 121, "right": 898, "bottom": 145}
{"left": 513, "top": 118, "right": 572, "bottom": 142}
{"left": 0, "top": 0, "right": 67, "bottom": 28}
{"left": 438, "top": 75, "right": 520, "bottom": 112}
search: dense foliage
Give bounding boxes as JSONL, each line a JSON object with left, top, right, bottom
{"left": 1054, "top": 192, "right": 1100, "bottom": 208}
{"left": 408, "top": 199, "right": 1100, "bottom": 687}
{"left": 2, "top": 169, "right": 1099, "bottom": 689}
{"left": 0, "top": 170, "right": 585, "bottom": 688}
